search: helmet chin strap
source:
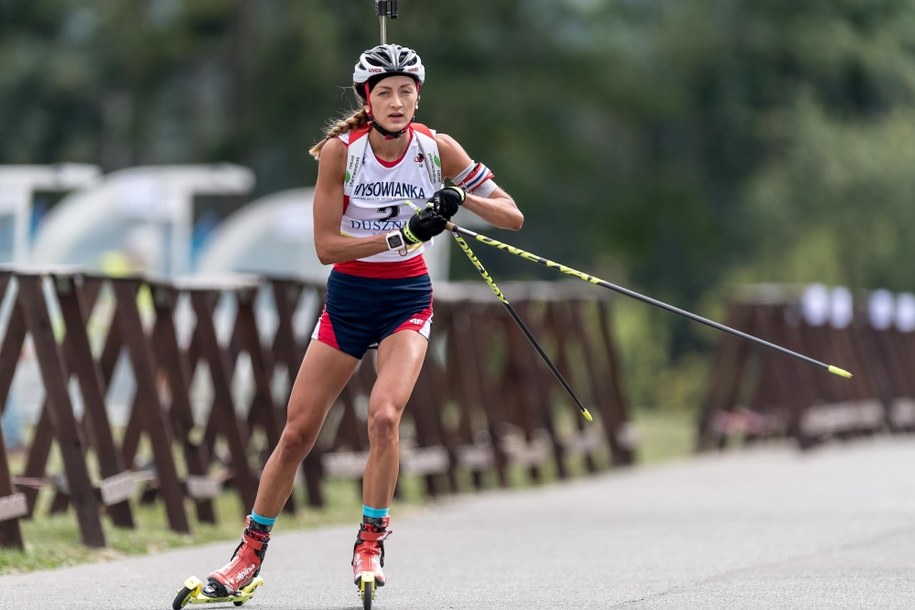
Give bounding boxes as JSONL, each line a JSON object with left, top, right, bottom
{"left": 371, "top": 119, "right": 412, "bottom": 140}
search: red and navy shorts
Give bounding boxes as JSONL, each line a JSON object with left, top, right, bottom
{"left": 311, "top": 270, "right": 433, "bottom": 359}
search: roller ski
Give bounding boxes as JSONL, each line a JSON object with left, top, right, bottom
{"left": 172, "top": 575, "right": 264, "bottom": 609}
{"left": 173, "top": 516, "right": 270, "bottom": 609}
{"left": 352, "top": 517, "right": 391, "bottom": 610}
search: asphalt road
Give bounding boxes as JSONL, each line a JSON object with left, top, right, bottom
{"left": 1, "top": 437, "right": 914, "bottom": 609}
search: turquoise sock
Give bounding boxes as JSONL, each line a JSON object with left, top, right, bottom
{"left": 250, "top": 511, "right": 277, "bottom": 530}
{"left": 362, "top": 505, "right": 389, "bottom": 519}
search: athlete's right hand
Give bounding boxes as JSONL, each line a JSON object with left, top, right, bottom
{"left": 401, "top": 208, "right": 448, "bottom": 245}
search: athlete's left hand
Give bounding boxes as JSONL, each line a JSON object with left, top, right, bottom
{"left": 427, "top": 186, "right": 465, "bottom": 220}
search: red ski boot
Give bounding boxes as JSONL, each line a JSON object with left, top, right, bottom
{"left": 204, "top": 516, "right": 270, "bottom": 598}
{"left": 352, "top": 516, "right": 391, "bottom": 587}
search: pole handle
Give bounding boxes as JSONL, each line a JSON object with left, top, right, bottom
{"left": 375, "top": 1, "right": 398, "bottom": 44}
{"left": 375, "top": 0, "right": 399, "bottom": 18}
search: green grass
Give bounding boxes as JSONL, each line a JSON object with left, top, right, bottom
{"left": 0, "top": 410, "right": 695, "bottom": 574}
{"left": 632, "top": 408, "right": 697, "bottom": 465}
{"left": 0, "top": 477, "right": 395, "bottom": 575}
{"left": 0, "top": 424, "right": 428, "bottom": 575}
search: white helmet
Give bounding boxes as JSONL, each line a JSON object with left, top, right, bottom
{"left": 353, "top": 44, "right": 425, "bottom": 97}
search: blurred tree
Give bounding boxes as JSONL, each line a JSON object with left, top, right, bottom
{"left": 4, "top": 0, "right": 915, "bottom": 408}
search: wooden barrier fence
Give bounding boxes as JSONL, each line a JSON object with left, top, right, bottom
{"left": 697, "top": 285, "right": 915, "bottom": 451}
{"left": 0, "top": 269, "right": 632, "bottom": 549}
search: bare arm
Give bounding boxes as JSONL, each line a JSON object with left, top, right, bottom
{"left": 312, "top": 138, "right": 389, "bottom": 264}
{"left": 436, "top": 133, "right": 524, "bottom": 231}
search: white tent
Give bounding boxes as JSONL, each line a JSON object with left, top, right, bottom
{"left": 0, "top": 164, "right": 101, "bottom": 265}
{"left": 29, "top": 164, "right": 254, "bottom": 276}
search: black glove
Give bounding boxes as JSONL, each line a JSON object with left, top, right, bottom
{"left": 401, "top": 207, "right": 447, "bottom": 245}
{"left": 428, "top": 185, "right": 465, "bottom": 220}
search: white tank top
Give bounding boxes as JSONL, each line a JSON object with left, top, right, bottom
{"left": 338, "top": 125, "right": 441, "bottom": 264}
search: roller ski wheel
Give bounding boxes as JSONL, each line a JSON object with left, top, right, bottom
{"left": 172, "top": 575, "right": 265, "bottom": 609}
{"left": 357, "top": 572, "right": 377, "bottom": 610}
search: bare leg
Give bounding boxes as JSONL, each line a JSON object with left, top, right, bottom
{"left": 204, "top": 341, "right": 360, "bottom": 597}
{"left": 361, "top": 330, "right": 429, "bottom": 508}
{"left": 253, "top": 340, "right": 359, "bottom": 517}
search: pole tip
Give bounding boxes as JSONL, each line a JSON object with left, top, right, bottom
{"left": 582, "top": 408, "right": 593, "bottom": 422}
{"left": 828, "top": 365, "right": 853, "bottom": 379}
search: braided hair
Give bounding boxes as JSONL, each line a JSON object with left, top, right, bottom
{"left": 308, "top": 108, "right": 370, "bottom": 160}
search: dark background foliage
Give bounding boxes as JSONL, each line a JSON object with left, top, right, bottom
{"left": 3, "top": 0, "right": 912, "bottom": 408}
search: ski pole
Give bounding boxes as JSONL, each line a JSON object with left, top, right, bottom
{"left": 446, "top": 222, "right": 853, "bottom": 379}
{"left": 451, "top": 231, "right": 594, "bottom": 422}
{"left": 400, "top": 201, "right": 594, "bottom": 421}
{"left": 374, "top": 0, "right": 398, "bottom": 44}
